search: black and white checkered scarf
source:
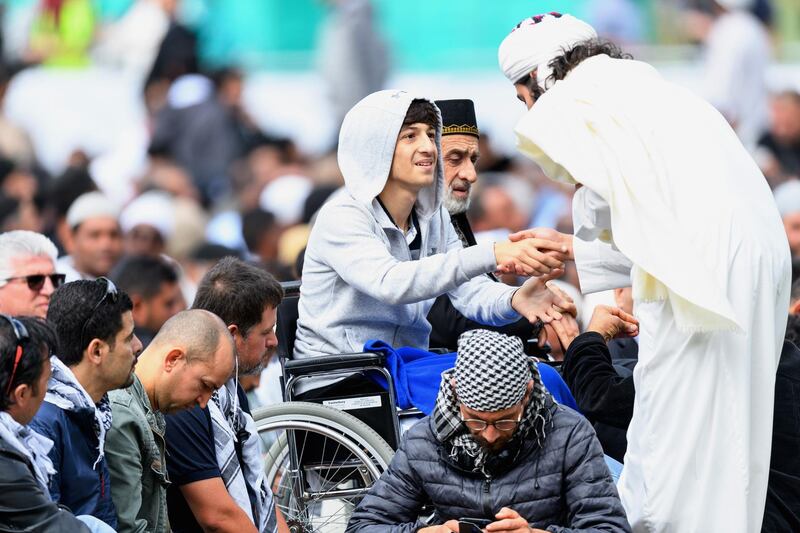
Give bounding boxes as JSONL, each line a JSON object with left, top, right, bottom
{"left": 432, "top": 330, "right": 550, "bottom": 477}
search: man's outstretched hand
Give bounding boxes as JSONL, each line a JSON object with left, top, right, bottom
{"left": 512, "top": 277, "right": 577, "bottom": 326}
{"left": 508, "top": 228, "right": 574, "bottom": 262}
{"left": 586, "top": 305, "right": 639, "bottom": 342}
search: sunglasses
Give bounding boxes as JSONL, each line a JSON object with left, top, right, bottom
{"left": 80, "top": 277, "right": 120, "bottom": 350}
{"left": 2, "top": 273, "right": 66, "bottom": 292}
{"left": 1, "top": 314, "right": 30, "bottom": 396}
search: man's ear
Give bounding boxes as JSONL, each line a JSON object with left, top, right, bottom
{"left": 10, "top": 382, "right": 30, "bottom": 406}
{"left": 164, "top": 348, "right": 185, "bottom": 371}
{"left": 790, "top": 299, "right": 800, "bottom": 316}
{"left": 85, "top": 338, "right": 106, "bottom": 364}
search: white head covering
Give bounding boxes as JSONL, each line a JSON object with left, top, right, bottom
{"left": 259, "top": 175, "right": 313, "bottom": 226}
{"left": 773, "top": 180, "right": 800, "bottom": 217}
{"left": 119, "top": 190, "right": 175, "bottom": 239}
{"left": 715, "top": 0, "right": 756, "bottom": 10}
{"left": 167, "top": 74, "right": 213, "bottom": 109}
{"left": 514, "top": 54, "right": 788, "bottom": 332}
{"left": 66, "top": 192, "right": 120, "bottom": 229}
{"left": 498, "top": 13, "right": 597, "bottom": 90}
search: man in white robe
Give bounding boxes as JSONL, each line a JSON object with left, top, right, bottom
{"left": 498, "top": 13, "right": 791, "bottom": 533}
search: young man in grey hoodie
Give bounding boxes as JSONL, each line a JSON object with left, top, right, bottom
{"left": 295, "top": 90, "right": 573, "bottom": 360}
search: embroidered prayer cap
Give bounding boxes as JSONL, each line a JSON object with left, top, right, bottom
{"left": 435, "top": 99, "right": 479, "bottom": 138}
{"left": 454, "top": 329, "right": 531, "bottom": 412}
{"left": 498, "top": 12, "right": 597, "bottom": 90}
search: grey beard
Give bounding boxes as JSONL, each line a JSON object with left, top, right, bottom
{"left": 443, "top": 190, "right": 470, "bottom": 215}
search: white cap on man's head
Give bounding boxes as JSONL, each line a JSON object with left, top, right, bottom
{"left": 66, "top": 191, "right": 120, "bottom": 229}
{"left": 120, "top": 190, "right": 176, "bottom": 239}
{"left": 498, "top": 13, "right": 597, "bottom": 90}
{"left": 774, "top": 180, "right": 800, "bottom": 217}
{"left": 259, "top": 175, "right": 313, "bottom": 226}
{"left": 715, "top": 0, "right": 756, "bottom": 10}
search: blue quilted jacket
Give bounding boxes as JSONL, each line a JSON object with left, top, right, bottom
{"left": 346, "top": 399, "right": 630, "bottom": 533}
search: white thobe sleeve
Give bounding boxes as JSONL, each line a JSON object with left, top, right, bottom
{"left": 572, "top": 186, "right": 633, "bottom": 294}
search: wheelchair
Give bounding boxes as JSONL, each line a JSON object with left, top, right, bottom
{"left": 252, "top": 281, "right": 549, "bottom": 532}
{"left": 252, "top": 281, "right": 408, "bottom": 533}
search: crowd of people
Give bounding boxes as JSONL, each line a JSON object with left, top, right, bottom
{"left": 1, "top": 0, "right": 800, "bottom": 532}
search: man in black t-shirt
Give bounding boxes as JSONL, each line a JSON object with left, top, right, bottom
{"left": 165, "top": 257, "right": 287, "bottom": 533}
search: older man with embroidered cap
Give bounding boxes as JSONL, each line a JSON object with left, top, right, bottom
{"left": 347, "top": 329, "right": 629, "bottom": 533}
{"left": 427, "top": 99, "right": 542, "bottom": 352}
{"left": 498, "top": 12, "right": 790, "bottom": 532}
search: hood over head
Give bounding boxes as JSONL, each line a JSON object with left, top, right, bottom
{"left": 337, "top": 89, "right": 444, "bottom": 218}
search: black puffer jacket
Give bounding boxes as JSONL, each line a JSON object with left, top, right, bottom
{"left": 346, "top": 400, "right": 630, "bottom": 532}
{"left": 0, "top": 434, "right": 90, "bottom": 532}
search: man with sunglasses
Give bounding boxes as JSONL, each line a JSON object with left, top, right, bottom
{"left": 30, "top": 278, "right": 142, "bottom": 529}
{"left": 347, "top": 329, "right": 630, "bottom": 533}
{"left": 0, "top": 230, "right": 65, "bottom": 319}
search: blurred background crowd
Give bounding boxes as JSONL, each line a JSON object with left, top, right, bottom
{"left": 2, "top": 0, "right": 800, "bottom": 352}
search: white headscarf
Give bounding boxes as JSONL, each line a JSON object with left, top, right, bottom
{"left": 498, "top": 13, "right": 597, "bottom": 90}
{"left": 773, "top": 180, "right": 800, "bottom": 217}
{"left": 513, "top": 54, "right": 788, "bottom": 332}
{"left": 715, "top": 0, "right": 756, "bottom": 10}
{"left": 120, "top": 190, "right": 176, "bottom": 239}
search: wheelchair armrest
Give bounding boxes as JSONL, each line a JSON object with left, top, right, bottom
{"left": 283, "top": 352, "right": 386, "bottom": 376}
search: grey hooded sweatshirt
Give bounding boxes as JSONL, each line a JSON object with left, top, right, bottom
{"left": 294, "top": 90, "right": 520, "bottom": 357}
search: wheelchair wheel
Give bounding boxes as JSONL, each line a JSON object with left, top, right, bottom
{"left": 253, "top": 402, "right": 395, "bottom": 533}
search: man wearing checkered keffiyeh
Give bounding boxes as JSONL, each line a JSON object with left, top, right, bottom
{"left": 346, "top": 328, "right": 629, "bottom": 533}
{"left": 433, "top": 329, "right": 551, "bottom": 478}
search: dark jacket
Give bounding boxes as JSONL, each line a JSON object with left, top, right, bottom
{"left": 107, "top": 374, "right": 170, "bottom": 533}
{"left": 0, "top": 432, "right": 90, "bottom": 532}
{"left": 346, "top": 400, "right": 631, "bottom": 533}
{"left": 762, "top": 340, "right": 800, "bottom": 532}
{"left": 561, "top": 333, "right": 635, "bottom": 462}
{"left": 29, "top": 402, "right": 118, "bottom": 529}
{"left": 427, "top": 212, "right": 538, "bottom": 351}
{"left": 562, "top": 332, "right": 800, "bottom": 531}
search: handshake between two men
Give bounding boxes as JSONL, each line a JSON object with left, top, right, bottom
{"left": 492, "top": 227, "right": 638, "bottom": 351}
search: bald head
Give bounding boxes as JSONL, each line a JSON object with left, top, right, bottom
{"left": 150, "top": 309, "right": 233, "bottom": 363}
{"left": 139, "top": 309, "right": 236, "bottom": 413}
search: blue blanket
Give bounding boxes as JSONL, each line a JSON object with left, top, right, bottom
{"left": 364, "top": 340, "right": 580, "bottom": 415}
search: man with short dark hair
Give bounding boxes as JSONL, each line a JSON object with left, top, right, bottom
{"left": 111, "top": 255, "right": 186, "bottom": 348}
{"left": 346, "top": 329, "right": 631, "bottom": 533}
{"left": 0, "top": 315, "right": 105, "bottom": 532}
{"left": 30, "top": 279, "right": 143, "bottom": 528}
{"left": 0, "top": 230, "right": 65, "bottom": 319}
{"left": 165, "top": 257, "right": 286, "bottom": 533}
{"left": 106, "top": 310, "right": 236, "bottom": 533}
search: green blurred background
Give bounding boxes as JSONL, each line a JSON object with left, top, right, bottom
{"left": 6, "top": 0, "right": 800, "bottom": 71}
